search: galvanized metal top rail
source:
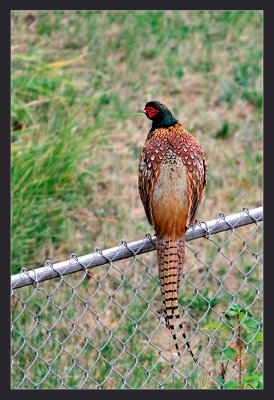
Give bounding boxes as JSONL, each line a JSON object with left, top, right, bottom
{"left": 11, "top": 206, "right": 263, "bottom": 290}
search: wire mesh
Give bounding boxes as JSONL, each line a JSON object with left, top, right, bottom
{"left": 11, "top": 206, "right": 263, "bottom": 389}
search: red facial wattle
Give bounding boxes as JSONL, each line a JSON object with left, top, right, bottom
{"left": 145, "top": 107, "right": 159, "bottom": 119}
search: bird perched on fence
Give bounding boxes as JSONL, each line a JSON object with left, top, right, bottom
{"left": 138, "top": 101, "right": 207, "bottom": 360}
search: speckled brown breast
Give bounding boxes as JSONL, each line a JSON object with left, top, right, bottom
{"left": 138, "top": 122, "right": 207, "bottom": 230}
{"left": 152, "top": 151, "right": 189, "bottom": 238}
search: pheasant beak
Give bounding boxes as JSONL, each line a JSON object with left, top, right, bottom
{"left": 138, "top": 107, "right": 146, "bottom": 114}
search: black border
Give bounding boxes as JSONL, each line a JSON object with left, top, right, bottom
{"left": 6, "top": 4, "right": 270, "bottom": 397}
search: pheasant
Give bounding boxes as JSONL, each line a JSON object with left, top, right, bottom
{"left": 138, "top": 101, "right": 207, "bottom": 360}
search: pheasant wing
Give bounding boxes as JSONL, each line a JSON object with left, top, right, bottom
{"left": 187, "top": 154, "right": 207, "bottom": 226}
{"left": 138, "top": 136, "right": 163, "bottom": 227}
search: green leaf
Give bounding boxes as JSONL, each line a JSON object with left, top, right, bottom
{"left": 244, "top": 373, "right": 263, "bottom": 384}
{"left": 223, "top": 381, "right": 239, "bottom": 389}
{"left": 242, "top": 318, "right": 259, "bottom": 335}
{"left": 245, "top": 383, "right": 257, "bottom": 389}
{"left": 256, "top": 373, "right": 263, "bottom": 384}
{"left": 239, "top": 310, "right": 247, "bottom": 321}
{"left": 256, "top": 374, "right": 263, "bottom": 388}
{"left": 225, "top": 303, "right": 241, "bottom": 317}
{"left": 257, "top": 381, "right": 263, "bottom": 389}
{"left": 230, "top": 303, "right": 241, "bottom": 312}
{"left": 253, "top": 331, "right": 263, "bottom": 342}
{"left": 244, "top": 379, "right": 258, "bottom": 388}
{"left": 247, "top": 309, "right": 253, "bottom": 317}
{"left": 223, "top": 347, "right": 237, "bottom": 360}
{"left": 202, "top": 321, "right": 231, "bottom": 331}
{"left": 216, "top": 376, "right": 225, "bottom": 384}
{"left": 244, "top": 374, "right": 258, "bottom": 382}
{"left": 242, "top": 374, "right": 262, "bottom": 389}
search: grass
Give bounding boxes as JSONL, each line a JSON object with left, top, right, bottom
{"left": 11, "top": 10, "right": 263, "bottom": 389}
{"left": 11, "top": 10, "right": 263, "bottom": 274}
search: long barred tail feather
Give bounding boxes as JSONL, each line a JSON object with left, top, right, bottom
{"left": 156, "top": 236, "right": 197, "bottom": 362}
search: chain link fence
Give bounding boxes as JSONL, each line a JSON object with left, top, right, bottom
{"left": 11, "top": 206, "right": 263, "bottom": 389}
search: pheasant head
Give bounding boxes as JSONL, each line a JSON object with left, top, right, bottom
{"left": 138, "top": 101, "right": 178, "bottom": 130}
